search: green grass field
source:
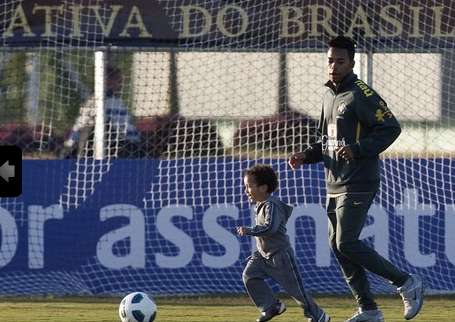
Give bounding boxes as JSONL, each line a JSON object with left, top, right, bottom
{"left": 0, "top": 295, "right": 451, "bottom": 322}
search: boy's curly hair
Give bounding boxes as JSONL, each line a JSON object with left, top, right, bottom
{"left": 244, "top": 164, "right": 278, "bottom": 193}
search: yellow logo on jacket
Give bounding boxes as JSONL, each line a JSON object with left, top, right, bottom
{"left": 354, "top": 79, "right": 374, "bottom": 97}
{"left": 375, "top": 109, "right": 385, "bottom": 122}
{"left": 375, "top": 104, "right": 393, "bottom": 122}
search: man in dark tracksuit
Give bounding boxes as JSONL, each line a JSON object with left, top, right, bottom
{"left": 289, "top": 36, "right": 424, "bottom": 322}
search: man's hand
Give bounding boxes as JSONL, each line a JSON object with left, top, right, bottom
{"left": 336, "top": 145, "right": 355, "bottom": 161}
{"left": 288, "top": 152, "right": 307, "bottom": 170}
{"left": 236, "top": 226, "right": 247, "bottom": 236}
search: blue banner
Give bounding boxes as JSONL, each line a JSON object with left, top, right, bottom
{"left": 0, "top": 159, "right": 454, "bottom": 295}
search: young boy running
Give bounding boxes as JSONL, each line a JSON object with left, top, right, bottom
{"left": 236, "top": 164, "right": 330, "bottom": 322}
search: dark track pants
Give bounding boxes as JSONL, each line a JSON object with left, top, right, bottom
{"left": 327, "top": 192, "right": 409, "bottom": 310}
{"left": 242, "top": 249, "right": 324, "bottom": 318}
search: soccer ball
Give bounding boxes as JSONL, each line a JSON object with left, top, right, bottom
{"left": 118, "top": 292, "right": 157, "bottom": 322}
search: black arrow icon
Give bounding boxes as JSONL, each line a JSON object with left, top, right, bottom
{"left": 0, "top": 146, "right": 21, "bottom": 197}
{"left": 0, "top": 161, "right": 15, "bottom": 182}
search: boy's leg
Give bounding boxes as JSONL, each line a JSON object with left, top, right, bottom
{"left": 268, "top": 249, "right": 326, "bottom": 319}
{"left": 243, "top": 252, "right": 277, "bottom": 311}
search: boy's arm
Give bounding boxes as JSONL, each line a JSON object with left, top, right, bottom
{"left": 243, "top": 203, "right": 281, "bottom": 236}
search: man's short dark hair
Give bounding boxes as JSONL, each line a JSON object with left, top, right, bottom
{"left": 244, "top": 164, "right": 278, "bottom": 193}
{"left": 328, "top": 36, "right": 356, "bottom": 61}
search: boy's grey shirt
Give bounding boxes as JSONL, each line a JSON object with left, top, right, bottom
{"left": 244, "top": 195, "right": 293, "bottom": 258}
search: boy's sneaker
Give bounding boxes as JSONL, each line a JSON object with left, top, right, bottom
{"left": 398, "top": 274, "right": 424, "bottom": 320}
{"left": 345, "top": 308, "right": 384, "bottom": 322}
{"left": 308, "top": 309, "right": 331, "bottom": 322}
{"left": 256, "top": 301, "right": 286, "bottom": 322}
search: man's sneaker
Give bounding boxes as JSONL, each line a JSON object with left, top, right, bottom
{"left": 345, "top": 308, "right": 384, "bottom": 322}
{"left": 398, "top": 274, "right": 424, "bottom": 320}
{"left": 308, "top": 309, "right": 331, "bottom": 322}
{"left": 256, "top": 301, "right": 286, "bottom": 322}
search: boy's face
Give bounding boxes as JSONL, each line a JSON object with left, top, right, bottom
{"left": 243, "top": 174, "right": 268, "bottom": 203}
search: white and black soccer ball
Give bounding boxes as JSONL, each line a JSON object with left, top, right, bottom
{"left": 118, "top": 292, "right": 157, "bottom": 322}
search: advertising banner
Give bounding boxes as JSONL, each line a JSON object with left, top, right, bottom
{"left": 0, "top": 159, "right": 453, "bottom": 295}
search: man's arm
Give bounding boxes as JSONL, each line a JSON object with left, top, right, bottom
{"left": 351, "top": 94, "right": 401, "bottom": 158}
{"left": 289, "top": 109, "right": 324, "bottom": 169}
{"left": 302, "top": 142, "right": 323, "bottom": 163}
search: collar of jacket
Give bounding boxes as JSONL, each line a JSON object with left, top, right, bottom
{"left": 256, "top": 195, "right": 293, "bottom": 219}
{"left": 324, "top": 72, "right": 358, "bottom": 94}
{"left": 256, "top": 195, "right": 273, "bottom": 208}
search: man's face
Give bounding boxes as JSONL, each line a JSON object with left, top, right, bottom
{"left": 327, "top": 47, "right": 354, "bottom": 85}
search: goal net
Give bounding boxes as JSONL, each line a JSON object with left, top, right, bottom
{"left": 0, "top": 0, "right": 454, "bottom": 296}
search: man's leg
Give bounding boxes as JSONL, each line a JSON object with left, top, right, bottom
{"left": 327, "top": 196, "right": 377, "bottom": 311}
{"left": 334, "top": 193, "right": 409, "bottom": 287}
